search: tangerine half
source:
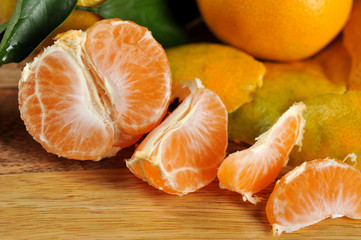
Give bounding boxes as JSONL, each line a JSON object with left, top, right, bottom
{"left": 19, "top": 19, "right": 172, "bottom": 161}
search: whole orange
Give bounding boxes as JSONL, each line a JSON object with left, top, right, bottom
{"left": 196, "top": 0, "right": 353, "bottom": 61}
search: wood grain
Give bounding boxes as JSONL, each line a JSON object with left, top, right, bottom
{"left": 0, "top": 54, "right": 36, "bottom": 88}
{"left": 0, "top": 63, "right": 22, "bottom": 88}
{"left": 1, "top": 168, "right": 361, "bottom": 240}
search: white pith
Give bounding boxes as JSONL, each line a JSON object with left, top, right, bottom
{"left": 126, "top": 94, "right": 197, "bottom": 191}
{"left": 343, "top": 153, "right": 358, "bottom": 165}
{"left": 19, "top": 31, "right": 118, "bottom": 159}
{"left": 85, "top": 19, "right": 172, "bottom": 133}
{"left": 55, "top": 31, "right": 111, "bottom": 123}
{"left": 284, "top": 158, "right": 351, "bottom": 184}
{"left": 126, "top": 79, "right": 227, "bottom": 193}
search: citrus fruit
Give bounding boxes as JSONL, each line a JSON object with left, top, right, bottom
{"left": 126, "top": 80, "right": 228, "bottom": 195}
{"left": 228, "top": 62, "right": 345, "bottom": 144}
{"left": 290, "top": 91, "right": 361, "bottom": 171}
{"left": 218, "top": 102, "right": 306, "bottom": 204}
{"left": 266, "top": 158, "right": 361, "bottom": 235}
{"left": 196, "top": 0, "right": 353, "bottom": 61}
{"left": 0, "top": 0, "right": 104, "bottom": 29}
{"left": 18, "top": 19, "right": 171, "bottom": 161}
{"left": 311, "top": 36, "right": 351, "bottom": 86}
{"left": 0, "top": 0, "right": 104, "bottom": 48}
{"left": 343, "top": 0, "right": 361, "bottom": 90}
{"left": 166, "top": 43, "right": 265, "bottom": 113}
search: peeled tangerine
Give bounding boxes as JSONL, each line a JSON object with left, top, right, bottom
{"left": 18, "top": 19, "right": 172, "bottom": 161}
{"left": 267, "top": 158, "right": 361, "bottom": 235}
{"left": 218, "top": 102, "right": 306, "bottom": 204}
{"left": 126, "top": 80, "right": 228, "bottom": 195}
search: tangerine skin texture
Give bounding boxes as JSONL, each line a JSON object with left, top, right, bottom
{"left": 197, "top": 0, "right": 353, "bottom": 61}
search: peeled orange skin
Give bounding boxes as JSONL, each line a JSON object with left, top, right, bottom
{"left": 343, "top": 0, "right": 361, "bottom": 90}
{"left": 218, "top": 102, "right": 306, "bottom": 204}
{"left": 166, "top": 43, "right": 265, "bottom": 113}
{"left": 289, "top": 91, "right": 361, "bottom": 171}
{"left": 228, "top": 61, "right": 345, "bottom": 145}
{"left": 266, "top": 159, "right": 361, "bottom": 235}
{"left": 311, "top": 36, "right": 351, "bottom": 87}
{"left": 196, "top": 0, "right": 353, "bottom": 61}
{"left": 126, "top": 82, "right": 228, "bottom": 195}
{"left": 19, "top": 19, "right": 171, "bottom": 161}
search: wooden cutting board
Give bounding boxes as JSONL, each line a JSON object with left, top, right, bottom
{"left": 1, "top": 74, "right": 361, "bottom": 239}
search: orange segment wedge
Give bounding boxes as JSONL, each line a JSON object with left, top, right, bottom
{"left": 19, "top": 46, "right": 116, "bottom": 160}
{"left": 126, "top": 80, "right": 228, "bottom": 195}
{"left": 19, "top": 19, "right": 171, "bottom": 161}
{"left": 84, "top": 19, "right": 172, "bottom": 134}
{"left": 266, "top": 158, "right": 361, "bottom": 235}
{"left": 218, "top": 102, "right": 306, "bottom": 204}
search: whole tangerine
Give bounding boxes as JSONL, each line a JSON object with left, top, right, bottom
{"left": 196, "top": 0, "right": 353, "bottom": 61}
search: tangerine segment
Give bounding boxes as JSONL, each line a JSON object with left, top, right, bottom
{"left": 218, "top": 103, "right": 306, "bottom": 204}
{"left": 85, "top": 19, "right": 172, "bottom": 135}
{"left": 266, "top": 159, "right": 361, "bottom": 235}
{"left": 126, "top": 84, "right": 228, "bottom": 195}
{"left": 19, "top": 46, "right": 114, "bottom": 160}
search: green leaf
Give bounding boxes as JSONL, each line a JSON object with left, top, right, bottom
{"left": 0, "top": 0, "right": 77, "bottom": 65}
{"left": 0, "top": 22, "right": 8, "bottom": 36}
{"left": 90, "top": 0, "right": 188, "bottom": 47}
{"left": 0, "top": 22, "right": 8, "bottom": 42}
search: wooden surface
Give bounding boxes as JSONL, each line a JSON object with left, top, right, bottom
{"left": 1, "top": 65, "right": 361, "bottom": 239}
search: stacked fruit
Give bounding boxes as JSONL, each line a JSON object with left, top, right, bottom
{"left": 1, "top": 0, "right": 361, "bottom": 235}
